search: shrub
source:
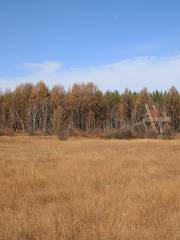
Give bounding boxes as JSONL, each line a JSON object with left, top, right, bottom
{"left": 1, "top": 128, "right": 14, "bottom": 136}
{"left": 132, "top": 122, "right": 147, "bottom": 138}
{"left": 102, "top": 128, "right": 134, "bottom": 139}
{"left": 0, "top": 128, "right": 4, "bottom": 136}
{"left": 53, "top": 106, "right": 68, "bottom": 140}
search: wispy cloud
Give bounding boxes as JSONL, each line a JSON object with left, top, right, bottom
{"left": 16, "top": 61, "right": 62, "bottom": 73}
{"left": 0, "top": 55, "right": 180, "bottom": 92}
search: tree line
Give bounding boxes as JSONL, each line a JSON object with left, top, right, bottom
{"left": 0, "top": 81, "right": 179, "bottom": 137}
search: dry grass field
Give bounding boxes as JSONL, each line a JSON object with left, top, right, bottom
{"left": 0, "top": 136, "right": 180, "bottom": 240}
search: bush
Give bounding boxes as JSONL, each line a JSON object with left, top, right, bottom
{"left": 102, "top": 128, "right": 134, "bottom": 139}
{"left": 1, "top": 128, "right": 14, "bottom": 136}
{"left": 0, "top": 128, "right": 4, "bottom": 136}
{"left": 67, "top": 127, "right": 80, "bottom": 137}
{"left": 132, "top": 123, "right": 146, "bottom": 138}
{"left": 53, "top": 106, "right": 68, "bottom": 140}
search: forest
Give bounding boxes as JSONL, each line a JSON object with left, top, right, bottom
{"left": 0, "top": 81, "right": 179, "bottom": 137}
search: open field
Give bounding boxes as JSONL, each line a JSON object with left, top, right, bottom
{"left": 0, "top": 136, "right": 180, "bottom": 240}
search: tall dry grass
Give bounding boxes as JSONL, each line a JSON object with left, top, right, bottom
{"left": 0, "top": 136, "right": 180, "bottom": 239}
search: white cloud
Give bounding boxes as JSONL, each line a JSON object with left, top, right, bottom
{"left": 16, "top": 61, "right": 62, "bottom": 73}
{"left": 0, "top": 55, "right": 180, "bottom": 92}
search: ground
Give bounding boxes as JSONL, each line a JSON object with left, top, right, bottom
{"left": 0, "top": 136, "right": 180, "bottom": 240}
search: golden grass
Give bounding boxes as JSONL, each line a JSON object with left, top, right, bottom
{"left": 0, "top": 136, "right": 180, "bottom": 240}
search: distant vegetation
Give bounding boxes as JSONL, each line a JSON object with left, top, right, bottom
{"left": 0, "top": 81, "right": 179, "bottom": 137}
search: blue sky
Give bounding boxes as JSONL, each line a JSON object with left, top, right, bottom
{"left": 0, "top": 0, "right": 180, "bottom": 91}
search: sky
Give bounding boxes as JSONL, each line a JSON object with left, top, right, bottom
{"left": 0, "top": 0, "right": 180, "bottom": 92}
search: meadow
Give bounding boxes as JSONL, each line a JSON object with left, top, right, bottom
{"left": 0, "top": 136, "right": 180, "bottom": 240}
